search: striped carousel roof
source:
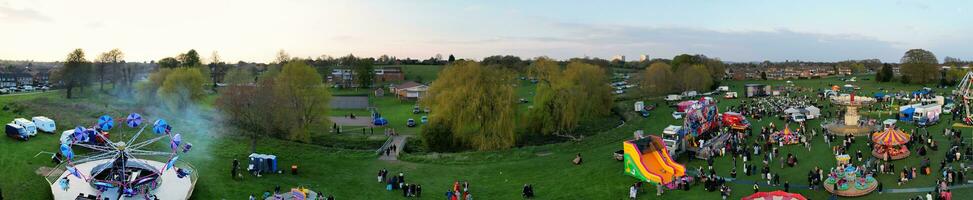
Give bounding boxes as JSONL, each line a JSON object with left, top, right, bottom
{"left": 871, "top": 128, "right": 911, "bottom": 146}
{"left": 742, "top": 190, "right": 808, "bottom": 200}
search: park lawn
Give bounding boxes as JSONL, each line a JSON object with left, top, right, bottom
{"left": 1, "top": 76, "right": 973, "bottom": 200}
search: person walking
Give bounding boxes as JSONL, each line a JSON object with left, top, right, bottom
{"left": 630, "top": 184, "right": 638, "bottom": 200}
{"left": 656, "top": 182, "right": 663, "bottom": 196}
{"left": 232, "top": 159, "right": 239, "bottom": 180}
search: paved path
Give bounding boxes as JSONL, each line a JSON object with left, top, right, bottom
{"left": 689, "top": 169, "right": 973, "bottom": 194}
{"left": 378, "top": 136, "right": 407, "bottom": 161}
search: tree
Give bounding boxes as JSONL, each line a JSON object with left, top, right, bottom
{"left": 137, "top": 68, "right": 172, "bottom": 105}
{"left": 96, "top": 49, "right": 124, "bottom": 91}
{"left": 158, "top": 57, "right": 180, "bottom": 68}
{"left": 354, "top": 59, "right": 375, "bottom": 88}
{"left": 208, "top": 51, "right": 230, "bottom": 89}
{"left": 760, "top": 71, "right": 767, "bottom": 80}
{"left": 481, "top": 55, "right": 526, "bottom": 71}
{"left": 676, "top": 64, "right": 713, "bottom": 91}
{"left": 270, "top": 61, "right": 331, "bottom": 143}
{"left": 178, "top": 49, "right": 202, "bottom": 67}
{"left": 217, "top": 61, "right": 331, "bottom": 145}
{"left": 876, "top": 63, "right": 894, "bottom": 82}
{"left": 223, "top": 67, "right": 255, "bottom": 85}
{"left": 448, "top": 54, "right": 456, "bottom": 63}
{"left": 900, "top": 49, "right": 939, "bottom": 84}
{"left": 421, "top": 61, "right": 517, "bottom": 151}
{"left": 55, "top": 49, "right": 91, "bottom": 99}
{"left": 640, "top": 62, "right": 675, "bottom": 96}
{"left": 157, "top": 67, "right": 206, "bottom": 110}
{"left": 944, "top": 68, "right": 967, "bottom": 86}
{"left": 527, "top": 61, "right": 613, "bottom": 140}
{"left": 275, "top": 49, "right": 291, "bottom": 65}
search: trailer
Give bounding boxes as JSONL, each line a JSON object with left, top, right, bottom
{"left": 31, "top": 116, "right": 56, "bottom": 133}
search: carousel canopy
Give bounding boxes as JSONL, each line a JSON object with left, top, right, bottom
{"left": 872, "top": 128, "right": 910, "bottom": 146}
{"left": 742, "top": 190, "right": 808, "bottom": 200}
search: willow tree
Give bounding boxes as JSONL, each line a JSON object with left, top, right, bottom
{"left": 421, "top": 61, "right": 517, "bottom": 151}
{"left": 640, "top": 62, "right": 675, "bottom": 96}
{"left": 527, "top": 61, "right": 613, "bottom": 140}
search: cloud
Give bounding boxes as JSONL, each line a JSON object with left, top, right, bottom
{"left": 0, "top": 3, "right": 52, "bottom": 23}
{"left": 429, "top": 22, "right": 906, "bottom": 62}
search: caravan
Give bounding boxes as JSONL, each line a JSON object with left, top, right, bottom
{"left": 31, "top": 116, "right": 56, "bottom": 133}
{"left": 12, "top": 118, "right": 37, "bottom": 136}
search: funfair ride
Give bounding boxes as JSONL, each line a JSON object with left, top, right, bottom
{"left": 824, "top": 93, "right": 879, "bottom": 136}
{"left": 953, "top": 71, "right": 973, "bottom": 125}
{"left": 47, "top": 113, "right": 197, "bottom": 200}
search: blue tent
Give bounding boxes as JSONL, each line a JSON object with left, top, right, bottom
{"left": 874, "top": 92, "right": 885, "bottom": 99}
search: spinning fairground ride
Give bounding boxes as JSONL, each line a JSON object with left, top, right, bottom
{"left": 46, "top": 113, "right": 197, "bottom": 200}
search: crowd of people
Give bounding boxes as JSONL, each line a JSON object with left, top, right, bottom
{"left": 376, "top": 169, "right": 422, "bottom": 198}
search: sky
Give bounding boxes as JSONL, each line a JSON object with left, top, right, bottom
{"left": 0, "top": 0, "right": 970, "bottom": 63}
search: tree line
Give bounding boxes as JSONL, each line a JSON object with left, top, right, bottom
{"left": 54, "top": 48, "right": 149, "bottom": 99}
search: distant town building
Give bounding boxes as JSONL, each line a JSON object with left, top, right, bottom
{"left": 329, "top": 66, "right": 406, "bottom": 87}
{"left": 638, "top": 54, "right": 650, "bottom": 62}
{"left": 611, "top": 55, "right": 625, "bottom": 62}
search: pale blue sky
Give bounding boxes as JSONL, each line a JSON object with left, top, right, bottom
{"left": 0, "top": 0, "right": 970, "bottom": 63}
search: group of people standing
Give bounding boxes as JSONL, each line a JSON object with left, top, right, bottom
{"left": 446, "top": 181, "right": 472, "bottom": 200}
{"left": 377, "top": 169, "right": 421, "bottom": 198}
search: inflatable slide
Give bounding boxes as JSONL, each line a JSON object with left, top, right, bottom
{"left": 623, "top": 135, "right": 686, "bottom": 185}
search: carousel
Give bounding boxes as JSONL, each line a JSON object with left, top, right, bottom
{"left": 742, "top": 190, "right": 807, "bottom": 200}
{"left": 770, "top": 124, "right": 800, "bottom": 145}
{"left": 871, "top": 125, "right": 911, "bottom": 161}
{"left": 824, "top": 157, "right": 878, "bottom": 197}
{"left": 46, "top": 114, "right": 197, "bottom": 200}
{"left": 823, "top": 93, "right": 879, "bottom": 136}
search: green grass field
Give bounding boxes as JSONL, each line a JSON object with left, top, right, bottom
{"left": 1, "top": 75, "right": 971, "bottom": 199}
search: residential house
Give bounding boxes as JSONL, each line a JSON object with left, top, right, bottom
{"left": 391, "top": 81, "right": 428, "bottom": 100}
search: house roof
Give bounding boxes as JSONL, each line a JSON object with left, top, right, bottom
{"left": 394, "top": 81, "right": 424, "bottom": 90}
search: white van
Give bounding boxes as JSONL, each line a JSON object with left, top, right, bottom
{"left": 32, "top": 116, "right": 56, "bottom": 133}
{"left": 12, "top": 118, "right": 37, "bottom": 136}
{"left": 666, "top": 94, "right": 682, "bottom": 101}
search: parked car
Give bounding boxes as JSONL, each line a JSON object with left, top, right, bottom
{"left": 420, "top": 116, "right": 428, "bottom": 124}
{"left": 406, "top": 118, "right": 417, "bottom": 127}
{"left": 6, "top": 123, "right": 29, "bottom": 141}
{"left": 31, "top": 116, "right": 56, "bottom": 133}
{"left": 0, "top": 88, "right": 7, "bottom": 94}
{"left": 412, "top": 106, "right": 420, "bottom": 114}
{"left": 12, "top": 118, "right": 37, "bottom": 137}
{"left": 23, "top": 85, "right": 34, "bottom": 92}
